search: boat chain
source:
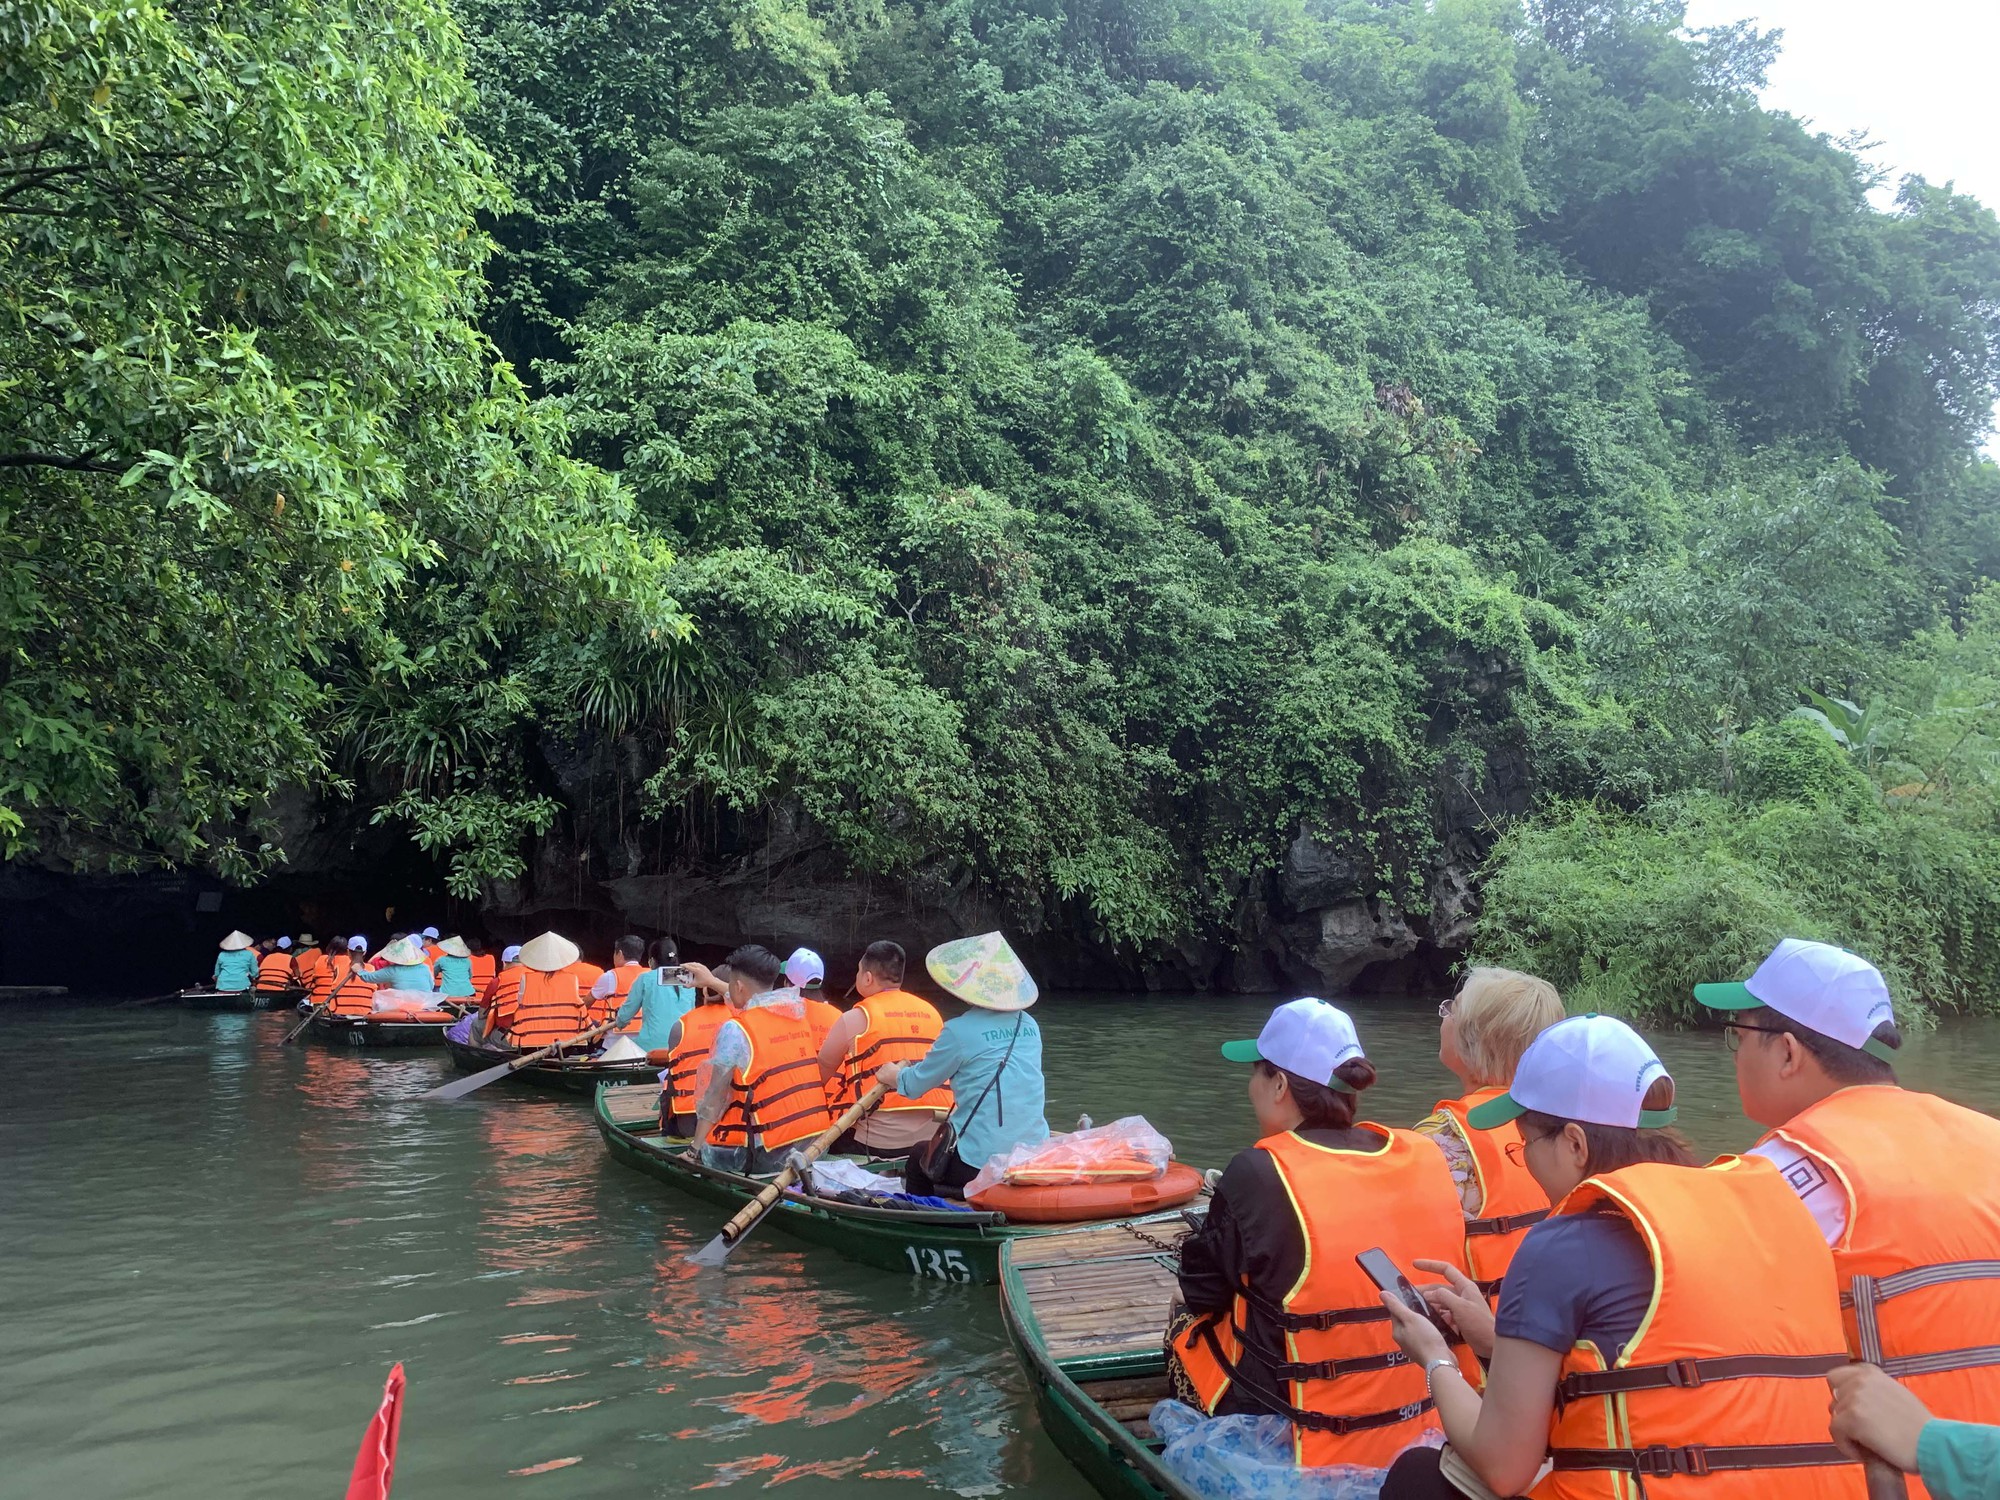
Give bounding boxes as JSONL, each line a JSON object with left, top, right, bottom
{"left": 1118, "top": 1221, "right": 1186, "bottom": 1256}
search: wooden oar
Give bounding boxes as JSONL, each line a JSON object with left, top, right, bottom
{"left": 118, "top": 987, "right": 197, "bottom": 1009}
{"left": 689, "top": 1082, "right": 890, "bottom": 1267}
{"left": 283, "top": 1000, "right": 330, "bottom": 1045}
{"left": 421, "top": 1019, "right": 616, "bottom": 1102}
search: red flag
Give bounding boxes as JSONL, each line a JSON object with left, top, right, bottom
{"left": 345, "top": 1363, "right": 405, "bottom": 1500}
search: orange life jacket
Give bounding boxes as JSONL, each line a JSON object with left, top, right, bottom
{"left": 1170, "top": 1126, "right": 1468, "bottom": 1467}
{"left": 483, "top": 963, "right": 522, "bottom": 1014}
{"left": 828, "top": 990, "right": 954, "bottom": 1116}
{"left": 315, "top": 955, "right": 377, "bottom": 1017}
{"left": 422, "top": 942, "right": 444, "bottom": 965}
{"left": 1769, "top": 1086, "right": 2000, "bottom": 1437}
{"left": 707, "top": 1003, "right": 835, "bottom": 1154}
{"left": 502, "top": 969, "right": 588, "bottom": 1048}
{"left": 292, "top": 948, "right": 325, "bottom": 988}
{"left": 468, "top": 952, "right": 497, "bottom": 991}
{"left": 592, "top": 962, "right": 642, "bottom": 1026}
{"left": 1433, "top": 1086, "right": 1551, "bottom": 1299}
{"left": 1534, "top": 1156, "right": 1862, "bottom": 1500}
{"left": 665, "top": 1004, "right": 730, "bottom": 1118}
{"left": 255, "top": 950, "right": 295, "bottom": 992}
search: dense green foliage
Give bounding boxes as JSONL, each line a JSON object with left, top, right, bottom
{"left": 1, "top": 0, "right": 685, "bottom": 889}
{"left": 10, "top": 0, "right": 2000, "bottom": 1008}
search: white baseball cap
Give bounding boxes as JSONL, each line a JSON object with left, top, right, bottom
{"left": 1694, "top": 938, "right": 1897, "bottom": 1057}
{"left": 501, "top": 944, "right": 522, "bottom": 964}
{"left": 348, "top": 936, "right": 369, "bottom": 951}
{"left": 1468, "top": 1014, "right": 1677, "bottom": 1129}
{"left": 783, "top": 947, "right": 826, "bottom": 988}
{"left": 422, "top": 926, "right": 441, "bottom": 940}
{"left": 277, "top": 936, "right": 292, "bottom": 949}
{"left": 1221, "top": 999, "right": 1365, "bottom": 1090}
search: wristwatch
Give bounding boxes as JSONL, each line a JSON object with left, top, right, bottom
{"left": 1423, "top": 1355, "right": 1457, "bottom": 1391}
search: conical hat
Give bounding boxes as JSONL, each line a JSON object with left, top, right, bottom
{"left": 379, "top": 936, "right": 427, "bottom": 966}
{"left": 219, "top": 930, "right": 254, "bottom": 952}
{"left": 437, "top": 936, "right": 472, "bottom": 959}
{"left": 926, "top": 932, "right": 1038, "bottom": 1011}
{"left": 518, "top": 931, "right": 580, "bottom": 973}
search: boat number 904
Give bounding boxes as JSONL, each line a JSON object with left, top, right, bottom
{"left": 903, "top": 1246, "right": 973, "bottom": 1282}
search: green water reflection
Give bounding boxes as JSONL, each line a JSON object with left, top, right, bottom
{"left": 5, "top": 993, "right": 1999, "bottom": 1497}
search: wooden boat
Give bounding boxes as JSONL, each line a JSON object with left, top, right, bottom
{"left": 1000, "top": 1222, "right": 1198, "bottom": 1500}
{"left": 181, "top": 987, "right": 299, "bottom": 1011}
{"left": 307, "top": 1010, "right": 457, "bottom": 1048}
{"left": 444, "top": 1034, "right": 659, "bottom": 1094}
{"left": 595, "top": 1082, "right": 1196, "bottom": 1286}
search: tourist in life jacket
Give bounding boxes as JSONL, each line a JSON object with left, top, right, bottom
{"left": 474, "top": 943, "right": 524, "bottom": 1042}
{"left": 612, "top": 937, "right": 697, "bottom": 1052}
{"left": 1413, "top": 967, "right": 1564, "bottom": 1301}
{"left": 659, "top": 960, "right": 732, "bottom": 1137}
{"left": 1168, "top": 997, "right": 1468, "bottom": 1471}
{"left": 817, "top": 940, "right": 952, "bottom": 1160}
{"left": 781, "top": 947, "right": 843, "bottom": 1051}
{"left": 314, "top": 936, "right": 376, "bottom": 1017}
{"left": 874, "top": 932, "right": 1048, "bottom": 1199}
{"left": 1696, "top": 938, "right": 2000, "bottom": 1456}
{"left": 212, "top": 930, "right": 257, "bottom": 992}
{"left": 680, "top": 946, "right": 833, "bottom": 1174}
{"left": 492, "top": 932, "right": 591, "bottom": 1047}
{"left": 353, "top": 936, "right": 436, "bottom": 995}
{"left": 588, "top": 935, "right": 647, "bottom": 1026}
{"left": 466, "top": 936, "right": 497, "bottom": 995}
{"left": 1376, "top": 1014, "right": 1863, "bottom": 1500}
{"left": 432, "top": 936, "right": 476, "bottom": 1000}
{"left": 1826, "top": 1361, "right": 2000, "bottom": 1500}
{"left": 419, "top": 926, "right": 444, "bottom": 965}
{"left": 291, "top": 934, "right": 324, "bottom": 990}
{"left": 254, "top": 938, "right": 296, "bottom": 994}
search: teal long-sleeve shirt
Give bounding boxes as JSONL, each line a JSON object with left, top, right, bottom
{"left": 1920, "top": 1420, "right": 2000, "bottom": 1500}
{"left": 362, "top": 962, "right": 436, "bottom": 992}
{"left": 434, "top": 954, "right": 475, "bottom": 998}
{"left": 895, "top": 1010, "right": 1048, "bottom": 1171}
{"left": 213, "top": 950, "right": 257, "bottom": 992}
{"left": 613, "top": 969, "right": 696, "bottom": 1051}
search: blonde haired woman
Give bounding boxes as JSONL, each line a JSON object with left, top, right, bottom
{"left": 1414, "top": 967, "right": 1565, "bottom": 1298}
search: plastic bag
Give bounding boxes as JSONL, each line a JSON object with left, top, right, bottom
{"left": 370, "top": 988, "right": 437, "bottom": 1014}
{"left": 444, "top": 1012, "right": 479, "bottom": 1045}
{"left": 965, "top": 1115, "right": 1172, "bottom": 1198}
{"left": 801, "top": 1157, "right": 905, "bottom": 1197}
{"left": 1149, "top": 1400, "right": 1438, "bottom": 1500}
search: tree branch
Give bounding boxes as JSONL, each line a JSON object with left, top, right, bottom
{"left": 0, "top": 451, "right": 126, "bottom": 473}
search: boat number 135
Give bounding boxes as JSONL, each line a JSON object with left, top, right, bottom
{"left": 903, "top": 1246, "right": 973, "bottom": 1282}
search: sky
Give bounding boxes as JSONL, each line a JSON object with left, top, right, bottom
{"left": 1680, "top": 0, "right": 2000, "bottom": 212}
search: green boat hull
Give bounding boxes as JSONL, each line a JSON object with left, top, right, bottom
{"left": 594, "top": 1083, "right": 1189, "bottom": 1286}
{"left": 444, "top": 1035, "right": 658, "bottom": 1095}
{"left": 307, "top": 1013, "right": 452, "bottom": 1048}
{"left": 1000, "top": 1243, "right": 1193, "bottom": 1500}
{"left": 182, "top": 988, "right": 297, "bottom": 1011}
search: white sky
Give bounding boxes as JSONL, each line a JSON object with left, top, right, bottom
{"left": 1680, "top": 0, "right": 2000, "bottom": 212}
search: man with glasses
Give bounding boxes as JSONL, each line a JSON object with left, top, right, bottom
{"left": 1696, "top": 938, "right": 2000, "bottom": 1450}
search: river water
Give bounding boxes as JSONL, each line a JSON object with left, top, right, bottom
{"left": 7, "top": 993, "right": 2000, "bottom": 1498}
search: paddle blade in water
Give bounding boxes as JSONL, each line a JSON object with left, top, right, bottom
{"left": 422, "top": 1063, "right": 515, "bottom": 1102}
{"left": 687, "top": 1231, "right": 735, "bottom": 1268}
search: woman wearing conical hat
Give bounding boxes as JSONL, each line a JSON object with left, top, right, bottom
{"left": 875, "top": 933, "right": 1050, "bottom": 1199}
{"left": 211, "top": 930, "right": 257, "bottom": 993}
{"left": 432, "top": 936, "right": 477, "bottom": 1000}
{"left": 353, "top": 935, "right": 438, "bottom": 995}
{"left": 490, "top": 932, "right": 591, "bottom": 1047}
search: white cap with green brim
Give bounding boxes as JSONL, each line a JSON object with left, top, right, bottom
{"left": 1221, "top": 998, "right": 1365, "bottom": 1091}
{"left": 1693, "top": 938, "right": 1898, "bottom": 1059}
{"left": 1467, "top": 1014, "right": 1677, "bottom": 1129}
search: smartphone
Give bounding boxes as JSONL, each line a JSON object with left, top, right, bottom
{"left": 1356, "top": 1247, "right": 1440, "bottom": 1326}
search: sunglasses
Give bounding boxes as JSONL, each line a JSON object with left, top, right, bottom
{"left": 1723, "top": 1020, "right": 1792, "bottom": 1052}
{"left": 1438, "top": 995, "right": 1456, "bottom": 1020}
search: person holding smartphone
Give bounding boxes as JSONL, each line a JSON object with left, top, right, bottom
{"left": 611, "top": 936, "right": 698, "bottom": 1052}
{"left": 1376, "top": 1015, "right": 1864, "bottom": 1500}
{"left": 1167, "top": 998, "right": 1469, "bottom": 1471}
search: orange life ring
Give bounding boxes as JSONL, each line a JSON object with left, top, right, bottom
{"left": 969, "top": 1160, "right": 1204, "bottom": 1223}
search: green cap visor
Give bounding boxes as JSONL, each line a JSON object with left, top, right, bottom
{"left": 1218, "top": 1038, "right": 1356, "bottom": 1091}
{"left": 1692, "top": 980, "right": 1759, "bottom": 1011}
{"left": 1465, "top": 1090, "right": 1677, "bottom": 1130}
{"left": 1465, "top": 1092, "right": 1526, "bottom": 1129}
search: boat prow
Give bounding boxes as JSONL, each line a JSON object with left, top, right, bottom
{"left": 1001, "top": 1226, "right": 1197, "bottom": 1499}
{"left": 445, "top": 1034, "right": 659, "bottom": 1093}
